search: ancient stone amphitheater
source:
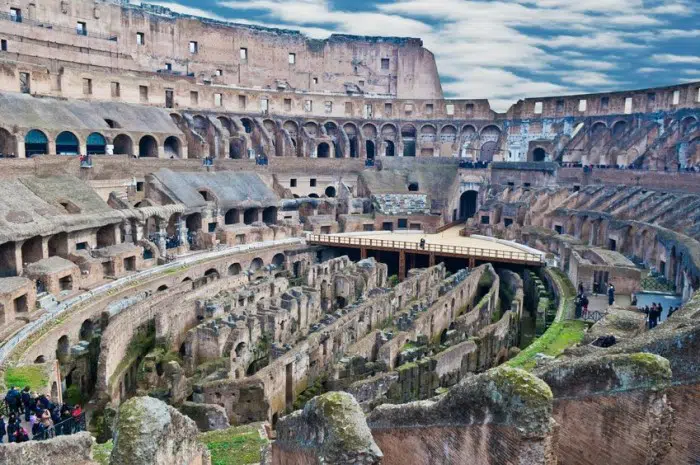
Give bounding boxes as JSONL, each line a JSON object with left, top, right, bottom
{"left": 0, "top": 2, "right": 698, "bottom": 464}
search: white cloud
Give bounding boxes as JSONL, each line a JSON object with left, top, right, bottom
{"left": 652, "top": 54, "right": 700, "bottom": 64}
{"left": 638, "top": 67, "right": 665, "bottom": 73}
{"left": 567, "top": 59, "right": 618, "bottom": 71}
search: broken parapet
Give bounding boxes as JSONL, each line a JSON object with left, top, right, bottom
{"left": 535, "top": 353, "right": 675, "bottom": 465}
{"left": 110, "top": 396, "right": 209, "bottom": 465}
{"left": 271, "top": 392, "right": 383, "bottom": 465}
{"left": 367, "top": 366, "right": 556, "bottom": 465}
{"left": 0, "top": 432, "right": 95, "bottom": 465}
{"left": 180, "top": 401, "right": 230, "bottom": 432}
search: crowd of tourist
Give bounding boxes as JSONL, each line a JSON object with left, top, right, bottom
{"left": 0, "top": 386, "right": 84, "bottom": 443}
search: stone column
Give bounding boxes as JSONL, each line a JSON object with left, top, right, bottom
{"left": 398, "top": 250, "right": 406, "bottom": 281}
{"left": 16, "top": 138, "right": 26, "bottom": 158}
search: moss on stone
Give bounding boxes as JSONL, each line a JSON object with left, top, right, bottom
{"left": 315, "top": 392, "right": 370, "bottom": 451}
{"left": 490, "top": 366, "right": 553, "bottom": 408}
{"left": 198, "top": 424, "right": 268, "bottom": 465}
{"left": 92, "top": 440, "right": 114, "bottom": 465}
{"left": 624, "top": 353, "right": 672, "bottom": 385}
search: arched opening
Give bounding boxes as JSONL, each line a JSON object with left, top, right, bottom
{"left": 262, "top": 207, "right": 277, "bottom": 225}
{"left": 157, "top": 285, "right": 168, "bottom": 292}
{"left": 401, "top": 125, "right": 416, "bottom": 157}
{"left": 325, "top": 186, "right": 336, "bottom": 197}
{"left": 249, "top": 258, "right": 264, "bottom": 273}
{"left": 56, "top": 335, "right": 70, "bottom": 361}
{"left": 459, "top": 191, "right": 478, "bottom": 220}
{"left": 229, "top": 137, "right": 246, "bottom": 159}
{"left": 241, "top": 118, "right": 253, "bottom": 134}
{"left": 532, "top": 147, "right": 546, "bottom": 162}
{"left": 479, "top": 141, "right": 497, "bottom": 162}
{"left": 612, "top": 120, "right": 627, "bottom": 138}
{"left": 244, "top": 208, "right": 258, "bottom": 225}
{"left": 139, "top": 135, "right": 158, "bottom": 157}
{"left": 48, "top": 232, "right": 68, "bottom": 257}
{"left": 104, "top": 119, "right": 121, "bottom": 129}
{"left": 204, "top": 268, "right": 220, "bottom": 281}
{"left": 193, "top": 116, "right": 209, "bottom": 136}
{"left": 181, "top": 277, "right": 193, "bottom": 284}
{"left": 164, "top": 136, "right": 181, "bottom": 158}
{"left": 113, "top": 134, "right": 133, "bottom": 155}
{"left": 96, "top": 225, "right": 117, "bottom": 248}
{"left": 79, "top": 319, "right": 94, "bottom": 341}
{"left": 21, "top": 235, "right": 43, "bottom": 265}
{"left": 56, "top": 131, "right": 80, "bottom": 155}
{"left": 25, "top": 129, "right": 48, "bottom": 157}
{"left": 681, "top": 116, "right": 697, "bottom": 135}
{"left": 86, "top": 132, "right": 107, "bottom": 155}
{"left": 271, "top": 253, "right": 285, "bottom": 269}
{"left": 34, "top": 355, "right": 46, "bottom": 364}
{"left": 224, "top": 209, "right": 240, "bottom": 225}
{"left": 317, "top": 142, "right": 330, "bottom": 158}
{"left": 234, "top": 342, "right": 247, "bottom": 358}
{"left": 385, "top": 140, "right": 395, "bottom": 157}
{"left": 366, "top": 140, "right": 375, "bottom": 159}
{"left": 0, "top": 128, "right": 16, "bottom": 157}
{"left": 408, "top": 182, "right": 419, "bottom": 192}
{"left": 186, "top": 213, "right": 202, "bottom": 233}
{"left": 228, "top": 263, "right": 242, "bottom": 276}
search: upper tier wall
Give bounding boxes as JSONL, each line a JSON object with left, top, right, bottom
{"left": 0, "top": 0, "right": 442, "bottom": 99}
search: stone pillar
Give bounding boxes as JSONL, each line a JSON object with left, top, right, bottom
{"left": 157, "top": 226, "right": 167, "bottom": 256}
{"left": 16, "top": 138, "right": 26, "bottom": 158}
{"left": 398, "top": 250, "right": 406, "bottom": 281}
{"left": 13, "top": 242, "right": 23, "bottom": 276}
{"left": 41, "top": 236, "right": 50, "bottom": 259}
{"left": 158, "top": 145, "right": 166, "bottom": 159}
{"left": 48, "top": 139, "right": 57, "bottom": 156}
{"left": 177, "top": 219, "right": 188, "bottom": 248}
{"left": 360, "top": 247, "right": 367, "bottom": 260}
{"left": 79, "top": 140, "right": 87, "bottom": 156}
{"left": 181, "top": 145, "right": 189, "bottom": 159}
{"left": 429, "top": 253, "right": 435, "bottom": 267}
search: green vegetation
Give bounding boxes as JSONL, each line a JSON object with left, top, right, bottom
{"left": 292, "top": 375, "right": 327, "bottom": 410}
{"left": 64, "top": 385, "right": 85, "bottom": 405}
{"left": 387, "top": 275, "right": 400, "bottom": 288}
{"left": 4, "top": 365, "right": 48, "bottom": 391}
{"left": 508, "top": 320, "right": 588, "bottom": 371}
{"left": 198, "top": 424, "right": 269, "bottom": 465}
{"left": 92, "top": 440, "right": 114, "bottom": 465}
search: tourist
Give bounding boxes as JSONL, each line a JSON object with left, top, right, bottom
{"left": 4, "top": 385, "right": 21, "bottom": 414}
{"left": 581, "top": 294, "right": 589, "bottom": 319}
{"left": 0, "top": 415, "right": 5, "bottom": 443}
{"left": 72, "top": 404, "right": 83, "bottom": 433}
{"left": 575, "top": 294, "right": 583, "bottom": 319}
{"left": 657, "top": 303, "right": 664, "bottom": 323}
{"left": 631, "top": 294, "right": 637, "bottom": 307}
{"left": 419, "top": 238, "right": 426, "bottom": 249}
{"left": 6, "top": 413, "right": 18, "bottom": 442}
{"left": 607, "top": 283, "right": 615, "bottom": 306}
{"left": 649, "top": 304, "right": 660, "bottom": 329}
{"left": 29, "top": 410, "right": 38, "bottom": 435}
{"left": 668, "top": 306, "right": 678, "bottom": 318}
{"left": 21, "top": 386, "right": 32, "bottom": 421}
{"left": 14, "top": 427, "right": 29, "bottom": 443}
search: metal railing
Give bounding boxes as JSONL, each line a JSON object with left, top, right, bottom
{"left": 0, "top": 12, "right": 118, "bottom": 41}
{"left": 307, "top": 234, "right": 545, "bottom": 264}
{"left": 33, "top": 412, "right": 87, "bottom": 440}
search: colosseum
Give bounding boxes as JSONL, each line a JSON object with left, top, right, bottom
{"left": 0, "top": 1, "right": 698, "bottom": 464}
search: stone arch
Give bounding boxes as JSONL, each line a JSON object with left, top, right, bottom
{"left": 479, "top": 141, "right": 498, "bottom": 162}
{"left": 303, "top": 121, "right": 318, "bottom": 137}
{"left": 317, "top": 142, "right": 330, "bottom": 158}
{"left": 228, "top": 263, "right": 242, "bottom": 276}
{"left": 86, "top": 132, "right": 107, "bottom": 155}
{"left": 139, "top": 135, "right": 158, "bottom": 157}
{"left": 170, "top": 113, "right": 183, "bottom": 125}
{"left": 459, "top": 191, "right": 478, "bottom": 219}
{"left": 240, "top": 118, "right": 254, "bottom": 134}
{"left": 681, "top": 116, "right": 697, "bottom": 135}
{"left": 408, "top": 182, "right": 419, "bottom": 192}
{"left": 612, "top": 120, "right": 628, "bottom": 138}
{"left": 157, "top": 285, "right": 168, "bottom": 292}
{"left": 532, "top": 147, "right": 546, "bottom": 162}
{"left": 164, "top": 136, "right": 181, "bottom": 158}
{"left": 79, "top": 319, "right": 94, "bottom": 341}
{"left": 224, "top": 208, "right": 240, "bottom": 225}
{"left": 113, "top": 134, "right": 133, "bottom": 155}
{"left": 249, "top": 257, "right": 264, "bottom": 272}
{"left": 217, "top": 116, "right": 234, "bottom": 134}
{"left": 263, "top": 119, "right": 277, "bottom": 135}
{"left": 283, "top": 120, "right": 299, "bottom": 138}
{"left": 401, "top": 124, "right": 417, "bottom": 157}
{"left": 204, "top": 268, "right": 220, "bottom": 280}
{"left": 381, "top": 123, "right": 398, "bottom": 139}
{"left": 591, "top": 121, "right": 608, "bottom": 136}
{"left": 25, "top": 129, "right": 48, "bottom": 157}
{"left": 362, "top": 123, "right": 378, "bottom": 139}
{"left": 193, "top": 115, "right": 209, "bottom": 136}
{"left": 186, "top": 212, "right": 202, "bottom": 233}
{"left": 440, "top": 125, "right": 458, "bottom": 141}
{"left": 323, "top": 121, "right": 339, "bottom": 136}
{"left": 262, "top": 206, "right": 278, "bottom": 224}
{"left": 0, "top": 127, "right": 16, "bottom": 157}
{"left": 56, "top": 335, "right": 70, "bottom": 360}
{"left": 325, "top": 186, "right": 336, "bottom": 197}
{"left": 343, "top": 123, "right": 359, "bottom": 158}
{"left": 271, "top": 253, "right": 285, "bottom": 268}
{"left": 480, "top": 125, "right": 501, "bottom": 138}
{"left": 56, "top": 131, "right": 80, "bottom": 155}
{"left": 34, "top": 355, "right": 46, "bottom": 364}
{"left": 234, "top": 342, "right": 247, "bottom": 358}
{"left": 21, "top": 235, "right": 43, "bottom": 264}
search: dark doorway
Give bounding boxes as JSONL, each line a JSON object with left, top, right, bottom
{"left": 532, "top": 147, "right": 546, "bottom": 162}
{"left": 285, "top": 363, "right": 294, "bottom": 410}
{"left": 459, "top": 191, "right": 478, "bottom": 220}
{"left": 366, "top": 140, "right": 375, "bottom": 159}
{"left": 317, "top": 142, "right": 330, "bottom": 158}
{"left": 479, "top": 141, "right": 497, "bottom": 162}
{"left": 385, "top": 140, "right": 395, "bottom": 157}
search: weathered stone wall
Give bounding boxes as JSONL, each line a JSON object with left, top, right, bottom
{"left": 367, "top": 366, "right": 556, "bottom": 465}
{"left": 200, "top": 264, "right": 445, "bottom": 423}
{"left": 0, "top": 431, "right": 96, "bottom": 465}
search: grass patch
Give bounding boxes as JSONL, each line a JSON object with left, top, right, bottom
{"left": 4, "top": 365, "right": 49, "bottom": 391}
{"left": 92, "top": 440, "right": 114, "bottom": 465}
{"left": 198, "top": 424, "right": 269, "bottom": 465}
{"left": 508, "top": 320, "right": 588, "bottom": 371}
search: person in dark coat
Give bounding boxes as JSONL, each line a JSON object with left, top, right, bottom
{"left": 649, "top": 303, "right": 660, "bottom": 329}
{"left": 21, "top": 386, "right": 32, "bottom": 421}
{"left": 0, "top": 415, "right": 6, "bottom": 443}
{"left": 6, "top": 413, "right": 18, "bottom": 443}
{"left": 607, "top": 283, "right": 615, "bottom": 306}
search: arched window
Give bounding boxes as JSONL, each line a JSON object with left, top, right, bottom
{"left": 87, "top": 132, "right": 107, "bottom": 155}
{"left": 113, "top": 134, "right": 133, "bottom": 155}
{"left": 164, "top": 136, "right": 181, "bottom": 158}
{"left": 317, "top": 142, "right": 330, "bottom": 158}
{"left": 532, "top": 147, "right": 546, "bottom": 162}
{"left": 56, "top": 131, "right": 80, "bottom": 155}
{"left": 25, "top": 129, "right": 48, "bottom": 157}
{"left": 139, "top": 135, "right": 158, "bottom": 157}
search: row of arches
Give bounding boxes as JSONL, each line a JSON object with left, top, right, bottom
{"left": 0, "top": 128, "right": 183, "bottom": 158}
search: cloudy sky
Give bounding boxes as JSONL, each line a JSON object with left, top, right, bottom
{"left": 144, "top": 0, "right": 699, "bottom": 110}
